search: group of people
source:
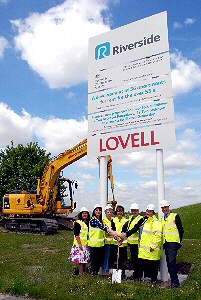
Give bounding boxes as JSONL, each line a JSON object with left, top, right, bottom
{"left": 69, "top": 200, "right": 184, "bottom": 289}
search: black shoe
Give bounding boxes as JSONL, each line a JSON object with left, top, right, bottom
{"left": 171, "top": 284, "right": 180, "bottom": 289}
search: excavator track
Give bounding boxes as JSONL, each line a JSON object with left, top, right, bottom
{"left": 1, "top": 217, "right": 58, "bottom": 234}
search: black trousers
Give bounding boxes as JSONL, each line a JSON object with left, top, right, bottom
{"left": 164, "top": 242, "right": 181, "bottom": 287}
{"left": 142, "top": 259, "right": 159, "bottom": 282}
{"left": 90, "top": 246, "right": 105, "bottom": 274}
{"left": 110, "top": 245, "right": 127, "bottom": 268}
{"left": 129, "top": 244, "right": 143, "bottom": 279}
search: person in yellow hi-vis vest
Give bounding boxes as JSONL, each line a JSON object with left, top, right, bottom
{"left": 139, "top": 204, "right": 162, "bottom": 283}
{"left": 120, "top": 203, "right": 145, "bottom": 281}
{"left": 111, "top": 204, "right": 128, "bottom": 279}
{"left": 88, "top": 204, "right": 116, "bottom": 275}
{"left": 101, "top": 205, "right": 114, "bottom": 275}
{"left": 160, "top": 200, "right": 184, "bottom": 289}
{"left": 70, "top": 207, "right": 90, "bottom": 275}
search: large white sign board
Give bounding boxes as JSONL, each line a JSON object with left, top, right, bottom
{"left": 88, "top": 11, "right": 176, "bottom": 157}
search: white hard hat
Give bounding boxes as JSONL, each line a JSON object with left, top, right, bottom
{"left": 160, "top": 200, "right": 170, "bottom": 207}
{"left": 146, "top": 204, "right": 155, "bottom": 211}
{"left": 130, "top": 203, "right": 140, "bottom": 210}
{"left": 105, "top": 205, "right": 113, "bottom": 211}
{"left": 93, "top": 204, "right": 102, "bottom": 210}
{"left": 80, "top": 207, "right": 89, "bottom": 213}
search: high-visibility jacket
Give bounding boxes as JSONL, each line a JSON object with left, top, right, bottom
{"left": 138, "top": 215, "right": 162, "bottom": 261}
{"left": 161, "top": 213, "right": 180, "bottom": 243}
{"left": 88, "top": 217, "right": 105, "bottom": 247}
{"left": 127, "top": 214, "right": 143, "bottom": 245}
{"left": 73, "top": 220, "right": 88, "bottom": 247}
{"left": 112, "top": 216, "right": 128, "bottom": 247}
{"left": 103, "top": 217, "right": 113, "bottom": 244}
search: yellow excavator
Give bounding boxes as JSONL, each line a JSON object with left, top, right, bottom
{"left": 1, "top": 139, "right": 116, "bottom": 234}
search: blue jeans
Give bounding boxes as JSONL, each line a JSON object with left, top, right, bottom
{"left": 102, "top": 244, "right": 113, "bottom": 271}
{"left": 164, "top": 242, "right": 181, "bottom": 287}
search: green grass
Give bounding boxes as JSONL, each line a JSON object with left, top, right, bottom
{"left": 0, "top": 204, "right": 200, "bottom": 300}
{"left": 172, "top": 203, "right": 201, "bottom": 239}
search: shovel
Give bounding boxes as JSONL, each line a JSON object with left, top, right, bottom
{"left": 112, "top": 244, "right": 122, "bottom": 283}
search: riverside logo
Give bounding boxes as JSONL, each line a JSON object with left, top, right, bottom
{"left": 95, "top": 42, "right": 110, "bottom": 60}
{"left": 95, "top": 34, "right": 160, "bottom": 60}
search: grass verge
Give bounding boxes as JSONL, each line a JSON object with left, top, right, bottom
{"left": 0, "top": 204, "right": 200, "bottom": 300}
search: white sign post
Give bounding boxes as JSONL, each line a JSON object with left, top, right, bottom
{"left": 99, "top": 156, "right": 108, "bottom": 213}
{"left": 156, "top": 149, "right": 169, "bottom": 282}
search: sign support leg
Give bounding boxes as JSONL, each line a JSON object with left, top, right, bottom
{"left": 156, "top": 149, "right": 169, "bottom": 282}
{"left": 100, "top": 156, "right": 108, "bottom": 214}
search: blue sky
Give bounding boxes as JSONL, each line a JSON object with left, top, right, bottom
{"left": 0, "top": 0, "right": 201, "bottom": 211}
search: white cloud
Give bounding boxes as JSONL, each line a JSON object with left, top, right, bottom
{"left": 11, "top": 0, "right": 110, "bottom": 89}
{"left": 185, "top": 180, "right": 201, "bottom": 187}
{"left": 184, "top": 18, "right": 196, "bottom": 26}
{"left": 0, "top": 103, "right": 33, "bottom": 147}
{"left": 175, "top": 113, "right": 189, "bottom": 128}
{"left": 76, "top": 157, "right": 99, "bottom": 170}
{"left": 176, "top": 128, "right": 200, "bottom": 152}
{"left": 31, "top": 115, "right": 88, "bottom": 154}
{"left": 164, "top": 152, "right": 200, "bottom": 173}
{"left": 0, "top": 36, "right": 10, "bottom": 59}
{"left": 140, "top": 180, "right": 157, "bottom": 190}
{"left": 114, "top": 151, "right": 151, "bottom": 167}
{"left": 66, "top": 91, "right": 75, "bottom": 99}
{"left": 0, "top": 102, "right": 88, "bottom": 154}
{"left": 70, "top": 172, "right": 94, "bottom": 180}
{"left": 173, "top": 18, "right": 196, "bottom": 30}
{"left": 173, "top": 22, "right": 183, "bottom": 30}
{"left": 171, "top": 51, "right": 201, "bottom": 96}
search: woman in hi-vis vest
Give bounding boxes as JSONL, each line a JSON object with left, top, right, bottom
{"left": 70, "top": 207, "right": 90, "bottom": 275}
{"left": 88, "top": 204, "right": 115, "bottom": 275}
{"left": 101, "top": 205, "right": 114, "bottom": 275}
{"left": 111, "top": 204, "right": 128, "bottom": 279}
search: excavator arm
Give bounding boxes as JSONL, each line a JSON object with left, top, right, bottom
{"left": 38, "top": 139, "right": 87, "bottom": 212}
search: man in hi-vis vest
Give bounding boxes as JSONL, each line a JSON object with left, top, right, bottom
{"left": 160, "top": 200, "right": 184, "bottom": 289}
{"left": 121, "top": 203, "right": 145, "bottom": 281}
